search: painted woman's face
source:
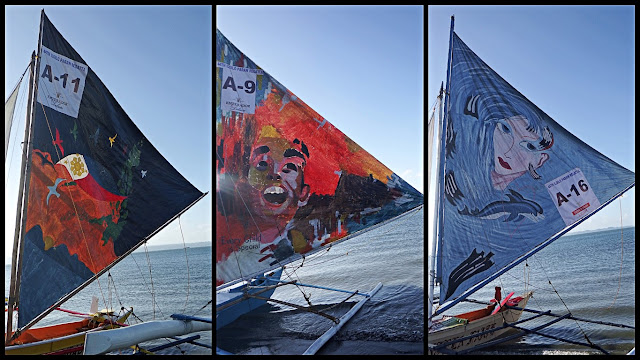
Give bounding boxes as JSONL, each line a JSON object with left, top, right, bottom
{"left": 493, "top": 115, "right": 547, "bottom": 176}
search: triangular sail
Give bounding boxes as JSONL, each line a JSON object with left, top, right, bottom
{"left": 15, "top": 11, "right": 204, "bottom": 329}
{"left": 216, "top": 29, "right": 423, "bottom": 287}
{"left": 5, "top": 73, "right": 23, "bottom": 161}
{"left": 436, "top": 32, "right": 635, "bottom": 307}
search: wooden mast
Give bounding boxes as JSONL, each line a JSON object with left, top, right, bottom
{"left": 428, "top": 15, "right": 454, "bottom": 329}
{"left": 6, "top": 9, "right": 45, "bottom": 345}
{"left": 6, "top": 52, "right": 35, "bottom": 346}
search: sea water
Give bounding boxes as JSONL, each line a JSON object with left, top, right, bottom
{"left": 216, "top": 207, "right": 425, "bottom": 355}
{"left": 5, "top": 245, "right": 212, "bottom": 355}
{"left": 430, "top": 227, "right": 635, "bottom": 355}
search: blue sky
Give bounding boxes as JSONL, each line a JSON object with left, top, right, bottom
{"left": 5, "top": 5, "right": 212, "bottom": 263}
{"left": 428, "top": 5, "right": 635, "bottom": 242}
{"left": 217, "top": 5, "right": 424, "bottom": 194}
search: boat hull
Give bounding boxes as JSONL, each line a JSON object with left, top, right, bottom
{"left": 5, "top": 308, "right": 132, "bottom": 355}
{"left": 216, "top": 268, "right": 283, "bottom": 330}
{"left": 428, "top": 291, "right": 532, "bottom": 355}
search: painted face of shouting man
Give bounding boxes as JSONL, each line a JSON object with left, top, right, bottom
{"left": 246, "top": 136, "right": 310, "bottom": 221}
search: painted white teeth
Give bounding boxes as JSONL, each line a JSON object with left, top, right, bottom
{"left": 264, "top": 186, "right": 284, "bottom": 195}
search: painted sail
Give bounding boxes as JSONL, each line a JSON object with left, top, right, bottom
{"left": 216, "top": 29, "right": 423, "bottom": 287}
{"left": 16, "top": 12, "right": 204, "bottom": 328}
{"left": 436, "top": 32, "right": 635, "bottom": 306}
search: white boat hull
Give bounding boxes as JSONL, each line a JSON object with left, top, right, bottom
{"left": 83, "top": 316, "right": 212, "bottom": 355}
{"left": 428, "top": 291, "right": 532, "bottom": 354}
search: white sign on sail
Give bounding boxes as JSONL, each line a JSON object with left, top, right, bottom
{"left": 37, "top": 45, "right": 87, "bottom": 118}
{"left": 545, "top": 168, "right": 601, "bottom": 226}
{"left": 217, "top": 61, "right": 263, "bottom": 114}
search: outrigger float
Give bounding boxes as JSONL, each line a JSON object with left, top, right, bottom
{"left": 216, "top": 269, "right": 382, "bottom": 355}
{"left": 83, "top": 314, "right": 212, "bottom": 355}
{"left": 216, "top": 206, "right": 422, "bottom": 354}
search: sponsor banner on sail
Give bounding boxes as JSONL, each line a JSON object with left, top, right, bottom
{"left": 217, "top": 61, "right": 264, "bottom": 114}
{"left": 437, "top": 33, "right": 635, "bottom": 304}
{"left": 18, "top": 13, "right": 203, "bottom": 328}
{"left": 37, "top": 45, "right": 88, "bottom": 118}
{"left": 216, "top": 29, "right": 423, "bottom": 286}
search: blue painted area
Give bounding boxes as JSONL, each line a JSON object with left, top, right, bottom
{"left": 18, "top": 225, "right": 93, "bottom": 327}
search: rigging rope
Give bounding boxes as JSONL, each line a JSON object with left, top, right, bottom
{"left": 606, "top": 197, "right": 626, "bottom": 309}
{"left": 143, "top": 243, "right": 156, "bottom": 319}
{"left": 526, "top": 244, "right": 597, "bottom": 349}
{"left": 178, "top": 216, "right": 191, "bottom": 314}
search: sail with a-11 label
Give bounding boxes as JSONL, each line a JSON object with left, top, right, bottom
{"left": 216, "top": 29, "right": 424, "bottom": 289}
{"left": 6, "top": 10, "right": 208, "bottom": 350}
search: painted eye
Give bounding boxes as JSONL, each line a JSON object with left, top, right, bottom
{"left": 520, "top": 141, "right": 537, "bottom": 151}
{"left": 256, "top": 161, "right": 268, "bottom": 171}
{"left": 282, "top": 163, "right": 297, "bottom": 173}
{"left": 498, "top": 122, "right": 511, "bottom": 134}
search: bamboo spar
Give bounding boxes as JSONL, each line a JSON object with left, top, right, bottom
{"left": 302, "top": 282, "right": 383, "bottom": 355}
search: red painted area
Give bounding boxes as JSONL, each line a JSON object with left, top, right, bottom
{"left": 218, "top": 89, "right": 393, "bottom": 195}
{"left": 26, "top": 150, "right": 120, "bottom": 274}
{"left": 216, "top": 85, "right": 397, "bottom": 284}
{"left": 491, "top": 291, "right": 514, "bottom": 315}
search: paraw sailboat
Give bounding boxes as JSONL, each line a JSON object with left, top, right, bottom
{"left": 428, "top": 16, "right": 635, "bottom": 355}
{"left": 5, "top": 9, "right": 211, "bottom": 355}
{"left": 216, "top": 29, "right": 424, "bottom": 354}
